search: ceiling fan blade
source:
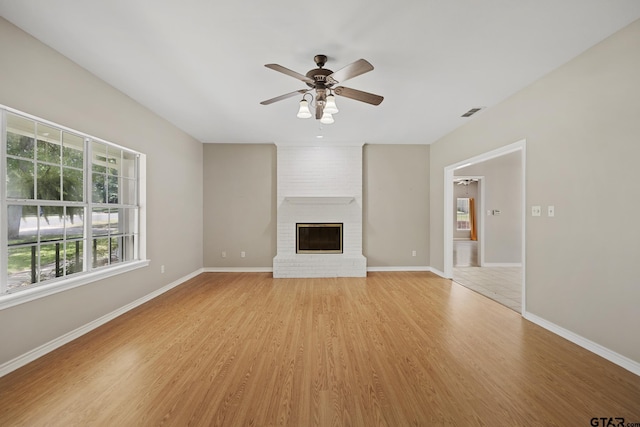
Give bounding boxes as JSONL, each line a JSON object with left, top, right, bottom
{"left": 334, "top": 86, "right": 384, "bottom": 105}
{"left": 265, "top": 63, "right": 315, "bottom": 84}
{"left": 326, "top": 59, "right": 373, "bottom": 84}
{"left": 316, "top": 103, "right": 323, "bottom": 119}
{"left": 260, "top": 89, "right": 308, "bottom": 105}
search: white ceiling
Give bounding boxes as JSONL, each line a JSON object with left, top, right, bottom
{"left": 2, "top": 1, "right": 640, "bottom": 145}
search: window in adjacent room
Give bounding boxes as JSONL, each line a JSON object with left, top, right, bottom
{"left": 457, "top": 198, "right": 471, "bottom": 231}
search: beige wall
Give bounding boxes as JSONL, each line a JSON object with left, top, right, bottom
{"left": 201, "top": 143, "right": 430, "bottom": 269}
{"left": 203, "top": 144, "right": 276, "bottom": 268}
{"left": 363, "top": 144, "right": 429, "bottom": 267}
{"left": 0, "top": 18, "right": 203, "bottom": 365}
{"left": 430, "top": 19, "right": 640, "bottom": 362}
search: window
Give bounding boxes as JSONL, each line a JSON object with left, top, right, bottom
{"left": 1, "top": 106, "right": 146, "bottom": 301}
{"left": 457, "top": 198, "right": 470, "bottom": 230}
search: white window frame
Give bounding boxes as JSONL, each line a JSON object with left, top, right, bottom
{"left": 0, "top": 105, "right": 148, "bottom": 310}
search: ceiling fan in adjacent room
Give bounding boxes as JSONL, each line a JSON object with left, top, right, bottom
{"left": 260, "top": 54, "right": 384, "bottom": 124}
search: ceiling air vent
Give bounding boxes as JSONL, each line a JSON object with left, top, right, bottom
{"left": 461, "top": 107, "right": 484, "bottom": 118}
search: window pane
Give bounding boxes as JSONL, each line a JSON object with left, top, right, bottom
{"left": 92, "top": 172, "right": 106, "bottom": 203}
{"left": 7, "top": 133, "right": 35, "bottom": 159}
{"left": 107, "top": 175, "right": 119, "bottom": 204}
{"left": 6, "top": 114, "right": 35, "bottom": 159}
{"left": 92, "top": 141, "right": 107, "bottom": 173}
{"left": 123, "top": 235, "right": 135, "bottom": 262}
{"left": 37, "top": 124, "right": 62, "bottom": 164}
{"left": 107, "top": 147, "right": 120, "bottom": 175}
{"left": 62, "top": 167, "right": 84, "bottom": 201}
{"left": 7, "top": 205, "right": 38, "bottom": 245}
{"left": 40, "top": 242, "right": 62, "bottom": 281}
{"left": 8, "top": 245, "right": 36, "bottom": 290}
{"left": 66, "top": 207, "right": 84, "bottom": 239}
{"left": 62, "top": 132, "right": 84, "bottom": 168}
{"left": 92, "top": 208, "right": 109, "bottom": 236}
{"left": 122, "top": 151, "right": 136, "bottom": 178}
{"left": 121, "top": 208, "right": 137, "bottom": 234}
{"left": 457, "top": 198, "right": 470, "bottom": 231}
{"left": 121, "top": 177, "right": 137, "bottom": 205}
{"left": 92, "top": 237, "right": 109, "bottom": 268}
{"left": 108, "top": 209, "right": 120, "bottom": 235}
{"left": 37, "top": 164, "right": 61, "bottom": 200}
{"left": 65, "top": 240, "right": 83, "bottom": 275}
{"left": 110, "top": 237, "right": 122, "bottom": 265}
{"left": 7, "top": 158, "right": 35, "bottom": 199}
{"left": 39, "top": 206, "right": 64, "bottom": 243}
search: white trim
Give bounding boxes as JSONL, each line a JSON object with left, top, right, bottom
{"left": 524, "top": 311, "right": 640, "bottom": 376}
{"left": 0, "top": 268, "right": 204, "bottom": 378}
{"left": 443, "top": 139, "right": 527, "bottom": 314}
{"left": 482, "top": 262, "right": 523, "bottom": 268}
{"left": 367, "top": 266, "right": 430, "bottom": 272}
{"left": 0, "top": 260, "right": 150, "bottom": 310}
{"left": 203, "top": 267, "right": 273, "bottom": 273}
{"left": 202, "top": 266, "right": 449, "bottom": 277}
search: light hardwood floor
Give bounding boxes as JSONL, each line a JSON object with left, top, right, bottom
{"left": 1, "top": 272, "right": 638, "bottom": 426}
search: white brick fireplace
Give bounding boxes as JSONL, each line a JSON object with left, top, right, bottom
{"left": 272, "top": 143, "right": 367, "bottom": 278}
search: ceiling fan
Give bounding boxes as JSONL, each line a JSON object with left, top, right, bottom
{"left": 260, "top": 54, "right": 384, "bottom": 124}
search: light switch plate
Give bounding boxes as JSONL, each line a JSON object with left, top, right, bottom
{"left": 548, "top": 206, "right": 555, "bottom": 217}
{"left": 532, "top": 206, "right": 541, "bottom": 216}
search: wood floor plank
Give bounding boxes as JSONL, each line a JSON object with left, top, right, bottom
{"left": 1, "top": 271, "right": 639, "bottom": 426}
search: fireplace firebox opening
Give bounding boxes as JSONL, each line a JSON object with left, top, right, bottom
{"left": 296, "top": 223, "right": 343, "bottom": 254}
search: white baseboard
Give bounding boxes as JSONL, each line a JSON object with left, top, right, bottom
{"left": 0, "top": 268, "right": 204, "bottom": 378}
{"left": 524, "top": 311, "right": 640, "bottom": 376}
{"left": 203, "top": 267, "right": 449, "bottom": 277}
{"left": 481, "top": 262, "right": 523, "bottom": 267}
{"left": 203, "top": 267, "right": 273, "bottom": 273}
{"left": 367, "top": 266, "right": 430, "bottom": 272}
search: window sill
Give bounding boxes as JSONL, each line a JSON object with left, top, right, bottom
{"left": 0, "top": 260, "right": 150, "bottom": 310}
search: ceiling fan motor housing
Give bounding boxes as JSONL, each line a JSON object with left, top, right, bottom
{"left": 305, "top": 68, "right": 333, "bottom": 88}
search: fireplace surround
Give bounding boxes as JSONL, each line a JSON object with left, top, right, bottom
{"left": 272, "top": 143, "right": 367, "bottom": 278}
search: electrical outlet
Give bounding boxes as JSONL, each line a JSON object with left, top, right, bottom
{"left": 532, "top": 206, "right": 541, "bottom": 217}
{"left": 160, "top": 265, "right": 165, "bottom": 274}
{"left": 221, "top": 251, "right": 226, "bottom": 258}
{"left": 241, "top": 251, "right": 246, "bottom": 258}
{"left": 412, "top": 250, "right": 417, "bottom": 257}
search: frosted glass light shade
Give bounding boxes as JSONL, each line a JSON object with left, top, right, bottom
{"left": 324, "top": 95, "right": 339, "bottom": 114}
{"left": 320, "top": 112, "right": 334, "bottom": 124}
{"left": 297, "top": 100, "right": 312, "bottom": 119}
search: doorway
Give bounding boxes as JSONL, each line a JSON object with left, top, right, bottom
{"left": 444, "top": 140, "right": 526, "bottom": 314}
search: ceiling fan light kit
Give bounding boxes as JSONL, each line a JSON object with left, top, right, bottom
{"left": 261, "top": 54, "right": 383, "bottom": 125}
{"left": 296, "top": 98, "right": 312, "bottom": 119}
